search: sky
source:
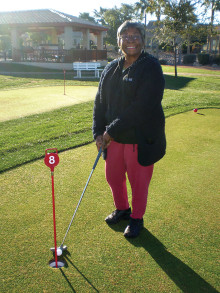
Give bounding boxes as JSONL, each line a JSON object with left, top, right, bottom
{"left": 1, "top": 0, "right": 219, "bottom": 24}
{"left": 0, "top": 0, "right": 146, "bottom": 18}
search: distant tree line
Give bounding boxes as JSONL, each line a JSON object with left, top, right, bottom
{"left": 0, "top": 0, "right": 219, "bottom": 74}
{"left": 79, "top": 0, "right": 220, "bottom": 53}
{"left": 79, "top": 0, "right": 220, "bottom": 76}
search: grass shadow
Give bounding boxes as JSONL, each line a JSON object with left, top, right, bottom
{"left": 0, "top": 72, "right": 75, "bottom": 80}
{"left": 0, "top": 63, "right": 195, "bottom": 87}
{"left": 126, "top": 228, "right": 218, "bottom": 293}
{"left": 164, "top": 74, "right": 195, "bottom": 90}
{"left": 0, "top": 71, "right": 100, "bottom": 81}
{"left": 106, "top": 220, "right": 128, "bottom": 233}
{"left": 59, "top": 251, "right": 100, "bottom": 292}
{"left": 60, "top": 268, "right": 76, "bottom": 292}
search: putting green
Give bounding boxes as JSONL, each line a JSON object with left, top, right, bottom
{"left": 0, "top": 86, "right": 97, "bottom": 122}
{"left": 0, "top": 109, "right": 219, "bottom": 292}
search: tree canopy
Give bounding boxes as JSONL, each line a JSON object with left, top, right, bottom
{"left": 93, "top": 4, "right": 140, "bottom": 47}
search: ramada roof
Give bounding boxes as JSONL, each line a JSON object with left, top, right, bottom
{"left": 0, "top": 9, "right": 107, "bottom": 31}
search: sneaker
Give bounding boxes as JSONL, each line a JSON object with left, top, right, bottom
{"left": 105, "top": 208, "right": 131, "bottom": 224}
{"left": 124, "top": 218, "right": 143, "bottom": 238}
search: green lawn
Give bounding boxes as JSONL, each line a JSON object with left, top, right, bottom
{"left": 0, "top": 68, "right": 219, "bottom": 173}
{"left": 0, "top": 109, "right": 219, "bottom": 292}
{"left": 0, "top": 66, "right": 219, "bottom": 292}
{"left": 162, "top": 64, "right": 220, "bottom": 75}
{"left": 0, "top": 86, "right": 97, "bottom": 121}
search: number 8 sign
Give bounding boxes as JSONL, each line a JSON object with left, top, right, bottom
{"left": 44, "top": 148, "right": 59, "bottom": 171}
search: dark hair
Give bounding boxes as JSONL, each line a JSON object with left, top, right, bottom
{"left": 117, "top": 21, "right": 145, "bottom": 44}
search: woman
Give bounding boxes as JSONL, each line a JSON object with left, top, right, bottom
{"left": 93, "top": 21, "right": 166, "bottom": 238}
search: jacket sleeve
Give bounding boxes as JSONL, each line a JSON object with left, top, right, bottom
{"left": 106, "top": 60, "right": 165, "bottom": 138}
{"left": 92, "top": 60, "right": 119, "bottom": 140}
{"left": 92, "top": 81, "right": 107, "bottom": 140}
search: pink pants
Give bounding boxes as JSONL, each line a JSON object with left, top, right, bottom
{"left": 105, "top": 141, "right": 154, "bottom": 219}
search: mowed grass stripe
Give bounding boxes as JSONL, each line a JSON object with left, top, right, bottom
{"left": 0, "top": 102, "right": 94, "bottom": 172}
{"left": 0, "top": 86, "right": 97, "bottom": 122}
{"left": 0, "top": 71, "right": 219, "bottom": 173}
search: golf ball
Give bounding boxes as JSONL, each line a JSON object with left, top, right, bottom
{"left": 57, "top": 248, "right": 62, "bottom": 256}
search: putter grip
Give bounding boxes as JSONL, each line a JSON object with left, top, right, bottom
{"left": 93, "top": 148, "right": 102, "bottom": 169}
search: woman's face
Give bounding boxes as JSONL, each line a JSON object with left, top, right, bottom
{"left": 119, "top": 27, "right": 144, "bottom": 60}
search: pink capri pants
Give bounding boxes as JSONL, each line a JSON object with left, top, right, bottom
{"left": 105, "top": 141, "right": 154, "bottom": 219}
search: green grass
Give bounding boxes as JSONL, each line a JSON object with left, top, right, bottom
{"left": 0, "top": 62, "right": 66, "bottom": 72}
{"left": 0, "top": 102, "right": 94, "bottom": 172}
{"left": 0, "top": 109, "right": 219, "bottom": 292}
{"left": 0, "top": 86, "right": 97, "bottom": 121}
{"left": 0, "top": 65, "right": 219, "bottom": 291}
{"left": 0, "top": 69, "right": 219, "bottom": 173}
{"left": 162, "top": 65, "right": 220, "bottom": 75}
{"left": 0, "top": 74, "right": 99, "bottom": 90}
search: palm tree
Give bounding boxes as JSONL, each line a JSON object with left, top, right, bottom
{"left": 162, "top": 0, "right": 197, "bottom": 77}
{"left": 135, "top": 0, "right": 166, "bottom": 58}
{"left": 202, "top": 0, "right": 220, "bottom": 52}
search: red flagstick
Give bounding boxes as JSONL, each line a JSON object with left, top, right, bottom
{"left": 51, "top": 171, "right": 58, "bottom": 268}
{"left": 44, "top": 149, "right": 60, "bottom": 268}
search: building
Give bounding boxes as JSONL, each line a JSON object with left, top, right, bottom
{"left": 0, "top": 9, "right": 108, "bottom": 62}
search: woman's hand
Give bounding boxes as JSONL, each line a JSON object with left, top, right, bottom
{"left": 95, "top": 135, "right": 103, "bottom": 151}
{"left": 102, "top": 131, "right": 113, "bottom": 149}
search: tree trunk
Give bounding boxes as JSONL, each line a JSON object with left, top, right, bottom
{"left": 187, "top": 35, "right": 190, "bottom": 54}
{"left": 178, "top": 44, "right": 182, "bottom": 65}
{"left": 174, "top": 42, "right": 177, "bottom": 78}
{"left": 208, "top": 1, "right": 215, "bottom": 53}
{"left": 156, "top": 43, "right": 159, "bottom": 59}
{"left": 218, "top": 36, "right": 220, "bottom": 55}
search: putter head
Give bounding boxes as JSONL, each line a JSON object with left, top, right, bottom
{"left": 50, "top": 245, "right": 67, "bottom": 253}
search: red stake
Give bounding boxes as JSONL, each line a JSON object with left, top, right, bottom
{"left": 51, "top": 171, "right": 58, "bottom": 268}
{"left": 44, "top": 149, "right": 60, "bottom": 268}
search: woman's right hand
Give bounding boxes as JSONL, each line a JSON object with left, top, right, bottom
{"left": 95, "top": 135, "right": 103, "bottom": 151}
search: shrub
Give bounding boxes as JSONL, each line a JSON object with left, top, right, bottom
{"left": 211, "top": 54, "right": 220, "bottom": 65}
{"left": 198, "top": 53, "right": 210, "bottom": 65}
{"left": 183, "top": 54, "right": 197, "bottom": 64}
{"left": 107, "top": 57, "right": 114, "bottom": 62}
{"left": 164, "top": 45, "right": 173, "bottom": 52}
{"left": 159, "top": 59, "right": 167, "bottom": 65}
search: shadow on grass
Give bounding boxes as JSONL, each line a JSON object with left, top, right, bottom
{"left": 60, "top": 268, "right": 76, "bottom": 292}
{"left": 164, "top": 74, "right": 195, "bottom": 90}
{"left": 126, "top": 228, "right": 218, "bottom": 293}
{"left": 0, "top": 71, "right": 99, "bottom": 81}
{"left": 0, "top": 69, "right": 195, "bottom": 87}
{"left": 58, "top": 250, "right": 99, "bottom": 292}
{"left": 0, "top": 72, "right": 74, "bottom": 79}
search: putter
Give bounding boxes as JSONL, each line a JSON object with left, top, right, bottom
{"left": 51, "top": 147, "right": 102, "bottom": 255}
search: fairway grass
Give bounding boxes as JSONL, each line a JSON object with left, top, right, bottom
{"left": 162, "top": 65, "right": 220, "bottom": 75}
{"left": 1, "top": 71, "right": 219, "bottom": 173}
{"left": 0, "top": 86, "right": 97, "bottom": 122}
{"left": 0, "top": 109, "right": 219, "bottom": 292}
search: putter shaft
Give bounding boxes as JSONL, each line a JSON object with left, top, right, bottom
{"left": 60, "top": 148, "right": 102, "bottom": 247}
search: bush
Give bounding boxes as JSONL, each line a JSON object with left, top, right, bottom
{"left": 183, "top": 54, "right": 197, "bottom": 64}
{"left": 159, "top": 59, "right": 167, "bottom": 65}
{"left": 211, "top": 54, "right": 220, "bottom": 65}
{"left": 198, "top": 53, "right": 210, "bottom": 65}
{"left": 107, "top": 57, "right": 114, "bottom": 62}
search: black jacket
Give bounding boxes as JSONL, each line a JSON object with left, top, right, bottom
{"left": 93, "top": 52, "right": 166, "bottom": 166}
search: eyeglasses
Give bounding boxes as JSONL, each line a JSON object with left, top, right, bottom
{"left": 120, "top": 35, "right": 142, "bottom": 41}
